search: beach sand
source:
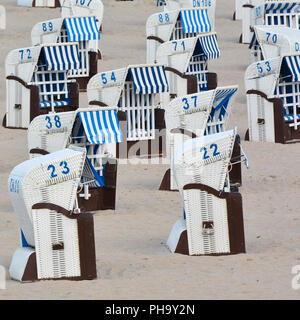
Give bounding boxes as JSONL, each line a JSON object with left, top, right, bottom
{"left": 0, "top": 0, "right": 300, "bottom": 299}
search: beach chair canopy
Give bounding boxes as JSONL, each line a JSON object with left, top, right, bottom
{"left": 251, "top": 25, "right": 300, "bottom": 59}
{"left": 31, "top": 16, "right": 101, "bottom": 46}
{"left": 60, "top": 0, "right": 104, "bottom": 26}
{"left": 252, "top": 1, "right": 300, "bottom": 27}
{"left": 173, "top": 129, "right": 236, "bottom": 192}
{"left": 8, "top": 147, "right": 86, "bottom": 247}
{"left": 147, "top": 7, "right": 214, "bottom": 43}
{"left": 6, "top": 43, "right": 80, "bottom": 84}
{"left": 156, "top": 33, "right": 220, "bottom": 73}
{"left": 28, "top": 107, "right": 123, "bottom": 152}
{"left": 87, "top": 64, "right": 169, "bottom": 107}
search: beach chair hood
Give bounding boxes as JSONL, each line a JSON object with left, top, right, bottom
{"left": 31, "top": 16, "right": 100, "bottom": 46}
{"left": 253, "top": 25, "right": 300, "bottom": 59}
{"left": 87, "top": 64, "right": 169, "bottom": 107}
{"left": 156, "top": 33, "right": 220, "bottom": 74}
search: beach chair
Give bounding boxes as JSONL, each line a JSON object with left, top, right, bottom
{"left": 245, "top": 53, "right": 300, "bottom": 143}
{"left": 156, "top": 34, "right": 220, "bottom": 98}
{"left": 8, "top": 147, "right": 97, "bottom": 282}
{"left": 17, "top": 0, "right": 61, "bottom": 7}
{"left": 146, "top": 5, "right": 215, "bottom": 64}
{"left": 60, "top": 0, "right": 104, "bottom": 31}
{"left": 159, "top": 86, "right": 244, "bottom": 191}
{"left": 28, "top": 107, "right": 123, "bottom": 211}
{"left": 0, "top": 5, "right": 6, "bottom": 30}
{"left": 166, "top": 129, "right": 246, "bottom": 256}
{"left": 4, "top": 43, "right": 80, "bottom": 129}
{"left": 87, "top": 64, "right": 169, "bottom": 158}
{"left": 31, "top": 15, "right": 101, "bottom": 91}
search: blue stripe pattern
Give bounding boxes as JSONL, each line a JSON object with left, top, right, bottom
{"left": 65, "top": 16, "right": 101, "bottom": 42}
{"left": 129, "top": 66, "right": 169, "bottom": 94}
{"left": 199, "top": 34, "right": 220, "bottom": 60}
{"left": 78, "top": 110, "right": 123, "bottom": 145}
{"left": 283, "top": 56, "right": 300, "bottom": 82}
{"left": 284, "top": 114, "right": 300, "bottom": 121}
{"left": 180, "top": 9, "right": 212, "bottom": 34}
{"left": 265, "top": 2, "right": 298, "bottom": 14}
{"left": 42, "top": 44, "right": 80, "bottom": 71}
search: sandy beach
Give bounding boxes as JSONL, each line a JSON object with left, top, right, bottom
{"left": 0, "top": 0, "right": 300, "bottom": 300}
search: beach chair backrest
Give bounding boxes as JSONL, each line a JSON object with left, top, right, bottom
{"left": 8, "top": 147, "right": 86, "bottom": 247}
{"left": 164, "top": 89, "right": 214, "bottom": 135}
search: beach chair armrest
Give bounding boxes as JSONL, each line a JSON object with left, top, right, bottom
{"left": 147, "top": 36, "right": 165, "bottom": 44}
{"left": 32, "top": 203, "right": 82, "bottom": 220}
{"left": 246, "top": 89, "right": 283, "bottom": 106}
{"left": 207, "top": 72, "right": 218, "bottom": 90}
{"left": 183, "top": 183, "right": 231, "bottom": 199}
{"left": 6, "top": 75, "right": 35, "bottom": 90}
{"left": 165, "top": 67, "right": 198, "bottom": 94}
{"left": 29, "top": 148, "right": 50, "bottom": 156}
{"left": 170, "top": 128, "right": 198, "bottom": 139}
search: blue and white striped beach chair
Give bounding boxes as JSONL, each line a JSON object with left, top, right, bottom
{"left": 31, "top": 16, "right": 101, "bottom": 91}
{"left": 8, "top": 147, "right": 97, "bottom": 282}
{"left": 245, "top": 53, "right": 300, "bottom": 143}
{"left": 28, "top": 107, "right": 123, "bottom": 211}
{"left": 156, "top": 34, "right": 220, "bottom": 97}
{"left": 147, "top": 5, "right": 215, "bottom": 64}
{"left": 4, "top": 43, "right": 80, "bottom": 129}
{"left": 87, "top": 64, "right": 169, "bottom": 157}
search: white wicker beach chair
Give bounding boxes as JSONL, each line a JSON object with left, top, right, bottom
{"left": 17, "top": 0, "right": 61, "bottom": 7}
{"left": 159, "top": 85, "right": 242, "bottom": 191}
{"left": 156, "top": 34, "right": 219, "bottom": 100}
{"left": 245, "top": 53, "right": 300, "bottom": 143}
{"left": 4, "top": 43, "right": 80, "bottom": 129}
{"left": 87, "top": 64, "right": 169, "bottom": 158}
{"left": 0, "top": 5, "right": 6, "bottom": 30}
{"left": 146, "top": 5, "right": 215, "bottom": 64}
{"left": 166, "top": 129, "right": 246, "bottom": 256}
{"left": 31, "top": 15, "right": 101, "bottom": 91}
{"left": 28, "top": 107, "right": 123, "bottom": 211}
{"left": 9, "top": 147, "right": 97, "bottom": 282}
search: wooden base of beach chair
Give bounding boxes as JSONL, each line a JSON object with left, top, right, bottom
{"left": 9, "top": 213, "right": 97, "bottom": 282}
{"left": 167, "top": 192, "right": 246, "bottom": 256}
{"left": 77, "top": 161, "right": 118, "bottom": 211}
